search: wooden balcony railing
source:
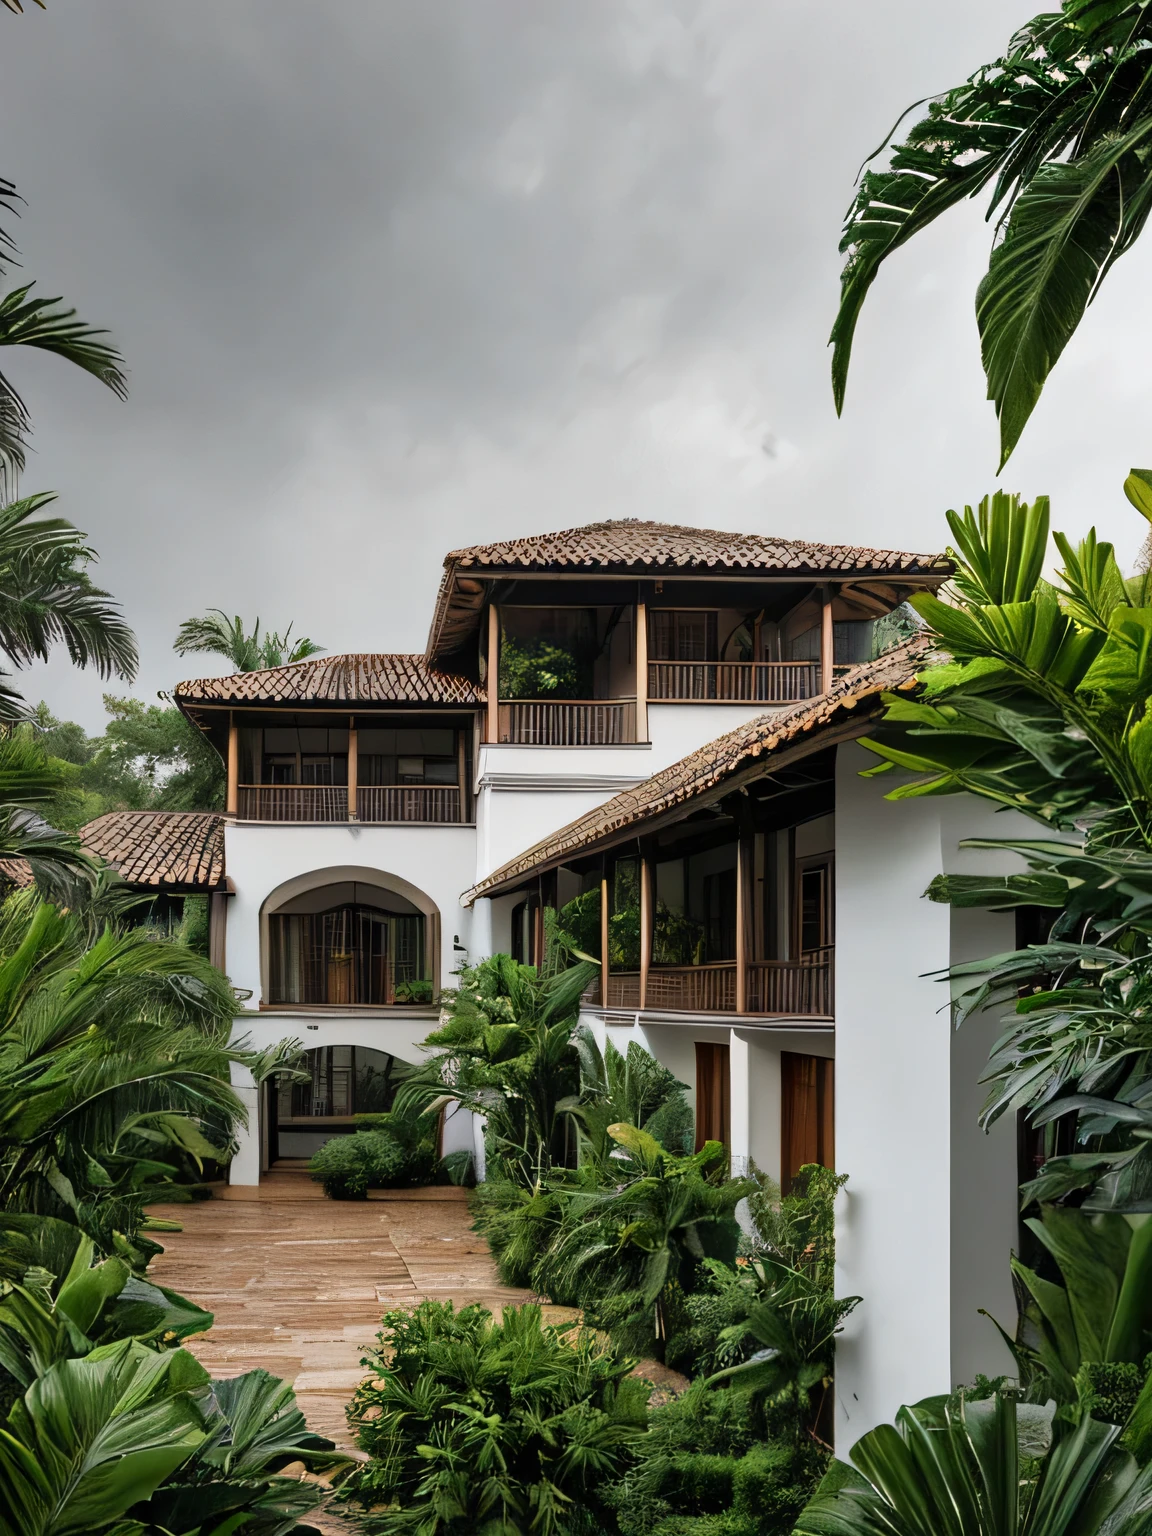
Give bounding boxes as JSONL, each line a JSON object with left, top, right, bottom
{"left": 357, "top": 785, "right": 463, "bottom": 824}
{"left": 497, "top": 699, "right": 637, "bottom": 746}
{"left": 237, "top": 785, "right": 466, "bottom": 824}
{"left": 647, "top": 661, "right": 858, "bottom": 704}
{"left": 648, "top": 661, "right": 818, "bottom": 703}
{"left": 746, "top": 948, "right": 834, "bottom": 1016}
{"left": 591, "top": 949, "right": 834, "bottom": 1018}
{"left": 238, "top": 785, "right": 348, "bottom": 822}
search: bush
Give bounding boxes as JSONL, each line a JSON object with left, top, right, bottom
{"left": 603, "top": 1380, "right": 823, "bottom": 1536}
{"left": 309, "top": 1100, "right": 442, "bottom": 1198}
{"left": 345, "top": 1299, "right": 650, "bottom": 1534}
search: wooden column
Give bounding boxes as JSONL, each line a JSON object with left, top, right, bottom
{"left": 635, "top": 600, "right": 648, "bottom": 743}
{"left": 639, "top": 851, "right": 653, "bottom": 1010}
{"left": 600, "top": 869, "right": 611, "bottom": 1009}
{"left": 487, "top": 605, "right": 500, "bottom": 743}
{"left": 457, "top": 729, "right": 468, "bottom": 822}
{"left": 820, "top": 587, "right": 835, "bottom": 695}
{"left": 226, "top": 716, "right": 239, "bottom": 816}
{"left": 735, "top": 833, "right": 752, "bottom": 1014}
{"left": 347, "top": 717, "right": 358, "bottom": 821}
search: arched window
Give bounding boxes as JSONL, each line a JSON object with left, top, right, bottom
{"left": 268, "top": 886, "right": 429, "bottom": 1006}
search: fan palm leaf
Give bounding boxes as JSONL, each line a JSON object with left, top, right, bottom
{"left": 174, "top": 609, "right": 323, "bottom": 673}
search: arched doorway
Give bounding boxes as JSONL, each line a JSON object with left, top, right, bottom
{"left": 261, "top": 869, "right": 440, "bottom": 1006}
{"left": 270, "top": 1043, "right": 413, "bottom": 1160}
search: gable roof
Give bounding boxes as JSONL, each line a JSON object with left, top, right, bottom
{"left": 425, "top": 518, "right": 950, "bottom": 663}
{"left": 461, "top": 638, "right": 929, "bottom": 904}
{"left": 81, "top": 811, "right": 226, "bottom": 891}
{"left": 175, "top": 653, "right": 483, "bottom": 708}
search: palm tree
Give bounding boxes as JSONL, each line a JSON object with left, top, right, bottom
{"left": 0, "top": 494, "right": 136, "bottom": 703}
{"left": 832, "top": 0, "right": 1152, "bottom": 468}
{"left": 0, "top": 885, "right": 300, "bottom": 1254}
{"left": 174, "top": 610, "right": 323, "bottom": 673}
{"left": 0, "top": 177, "right": 126, "bottom": 496}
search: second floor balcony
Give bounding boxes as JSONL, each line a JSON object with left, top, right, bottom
{"left": 237, "top": 783, "right": 465, "bottom": 824}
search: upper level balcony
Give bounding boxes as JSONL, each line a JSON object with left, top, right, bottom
{"left": 226, "top": 719, "right": 473, "bottom": 825}
{"left": 486, "top": 599, "right": 891, "bottom": 745}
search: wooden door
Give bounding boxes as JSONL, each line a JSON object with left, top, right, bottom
{"left": 781, "top": 1051, "right": 834, "bottom": 1192}
{"left": 695, "top": 1041, "right": 731, "bottom": 1152}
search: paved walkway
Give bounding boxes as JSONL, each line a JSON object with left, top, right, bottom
{"left": 148, "top": 1168, "right": 541, "bottom": 1448}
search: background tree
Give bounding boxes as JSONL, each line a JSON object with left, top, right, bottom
{"left": 833, "top": 0, "right": 1152, "bottom": 467}
{"left": 174, "top": 610, "right": 322, "bottom": 674}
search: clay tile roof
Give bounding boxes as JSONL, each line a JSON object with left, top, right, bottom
{"left": 81, "top": 811, "right": 226, "bottom": 891}
{"left": 461, "top": 637, "right": 931, "bottom": 905}
{"left": 446, "top": 520, "right": 949, "bottom": 573}
{"left": 174, "top": 653, "right": 482, "bottom": 707}
{"left": 426, "top": 518, "right": 950, "bottom": 664}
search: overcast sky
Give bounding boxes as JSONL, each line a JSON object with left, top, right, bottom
{"left": 4, "top": 1, "right": 1152, "bottom": 728}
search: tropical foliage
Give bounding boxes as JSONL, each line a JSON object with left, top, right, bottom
{"left": 833, "top": 1, "right": 1152, "bottom": 466}
{"left": 345, "top": 1299, "right": 650, "bottom": 1535}
{"left": 174, "top": 611, "right": 323, "bottom": 674}
{"left": 308, "top": 1099, "right": 441, "bottom": 1199}
{"left": 796, "top": 1390, "right": 1152, "bottom": 1536}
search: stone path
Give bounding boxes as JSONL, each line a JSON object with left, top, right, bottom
{"left": 146, "top": 1168, "right": 548, "bottom": 1534}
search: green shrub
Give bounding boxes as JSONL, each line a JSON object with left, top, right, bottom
{"left": 309, "top": 1099, "right": 442, "bottom": 1198}
{"left": 345, "top": 1299, "right": 650, "bottom": 1534}
{"left": 603, "top": 1380, "right": 822, "bottom": 1536}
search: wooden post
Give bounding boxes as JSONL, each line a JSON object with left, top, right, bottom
{"left": 456, "top": 729, "right": 468, "bottom": 822}
{"left": 639, "top": 852, "right": 653, "bottom": 1010}
{"left": 600, "top": 869, "right": 611, "bottom": 1009}
{"left": 735, "top": 834, "right": 751, "bottom": 1014}
{"left": 635, "top": 600, "right": 648, "bottom": 743}
{"left": 820, "top": 587, "right": 835, "bottom": 695}
{"left": 347, "top": 717, "right": 358, "bottom": 821}
{"left": 226, "top": 715, "right": 239, "bottom": 816}
{"left": 487, "top": 604, "right": 500, "bottom": 744}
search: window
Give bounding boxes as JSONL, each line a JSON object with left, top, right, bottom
{"left": 261, "top": 726, "right": 349, "bottom": 786}
{"left": 703, "top": 868, "right": 737, "bottom": 961}
{"left": 695, "top": 1042, "right": 730, "bottom": 1151}
{"left": 267, "top": 903, "right": 426, "bottom": 1005}
{"left": 796, "top": 859, "right": 833, "bottom": 954}
{"left": 649, "top": 610, "right": 717, "bottom": 662}
{"left": 357, "top": 728, "right": 457, "bottom": 787}
{"left": 781, "top": 1052, "right": 834, "bottom": 1192}
{"left": 276, "top": 1045, "right": 401, "bottom": 1122}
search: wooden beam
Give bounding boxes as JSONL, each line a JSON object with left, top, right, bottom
{"left": 226, "top": 716, "right": 239, "bottom": 816}
{"left": 347, "top": 717, "right": 358, "bottom": 821}
{"left": 487, "top": 604, "right": 500, "bottom": 744}
{"left": 820, "top": 588, "right": 835, "bottom": 694}
{"left": 635, "top": 600, "right": 648, "bottom": 743}
{"left": 457, "top": 728, "right": 468, "bottom": 822}
{"left": 735, "top": 833, "right": 750, "bottom": 1014}
{"left": 639, "top": 852, "right": 652, "bottom": 1010}
{"left": 600, "top": 870, "right": 610, "bottom": 1009}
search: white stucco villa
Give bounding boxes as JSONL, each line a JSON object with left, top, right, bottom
{"left": 83, "top": 518, "right": 1024, "bottom": 1449}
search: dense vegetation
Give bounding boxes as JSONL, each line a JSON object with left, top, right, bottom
{"left": 335, "top": 936, "right": 856, "bottom": 1533}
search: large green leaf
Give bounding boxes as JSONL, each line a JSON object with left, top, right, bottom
{"left": 0, "top": 1340, "right": 206, "bottom": 1536}
{"left": 948, "top": 492, "right": 1050, "bottom": 605}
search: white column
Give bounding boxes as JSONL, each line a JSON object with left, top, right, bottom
{"left": 729, "top": 1028, "right": 751, "bottom": 1179}
{"left": 833, "top": 743, "right": 952, "bottom": 1447}
{"left": 833, "top": 745, "right": 1022, "bottom": 1451}
{"left": 228, "top": 1060, "right": 261, "bottom": 1186}
{"left": 470, "top": 897, "right": 494, "bottom": 963}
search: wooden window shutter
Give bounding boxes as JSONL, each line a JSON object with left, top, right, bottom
{"left": 780, "top": 1051, "right": 834, "bottom": 1192}
{"left": 694, "top": 1042, "right": 731, "bottom": 1152}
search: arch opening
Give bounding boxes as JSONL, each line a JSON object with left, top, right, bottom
{"left": 272, "top": 1043, "right": 411, "bottom": 1159}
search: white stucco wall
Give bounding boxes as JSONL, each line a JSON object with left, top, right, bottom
{"left": 833, "top": 744, "right": 1022, "bottom": 1449}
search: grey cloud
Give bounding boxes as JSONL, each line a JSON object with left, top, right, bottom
{"left": 2, "top": 0, "right": 1147, "bottom": 727}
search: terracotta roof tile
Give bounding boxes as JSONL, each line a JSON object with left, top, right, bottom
{"left": 81, "top": 811, "right": 226, "bottom": 890}
{"left": 175, "top": 653, "right": 482, "bottom": 707}
{"left": 426, "top": 519, "right": 950, "bottom": 663}
{"left": 446, "top": 520, "right": 948, "bottom": 574}
{"left": 462, "top": 638, "right": 930, "bottom": 904}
